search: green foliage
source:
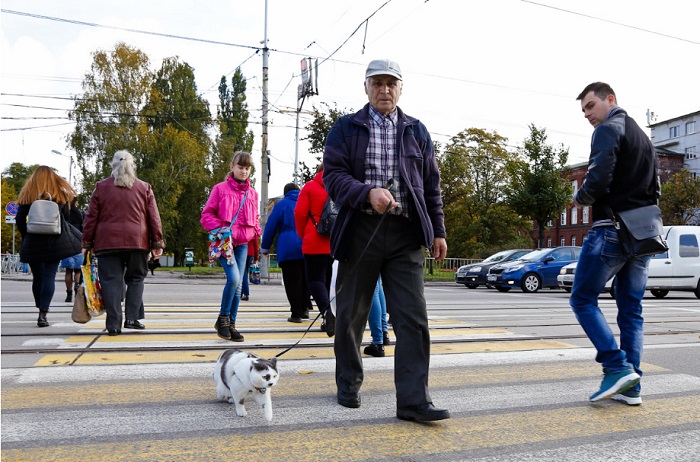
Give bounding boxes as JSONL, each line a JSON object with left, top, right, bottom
{"left": 304, "top": 102, "right": 352, "bottom": 155}
{"left": 1, "top": 177, "right": 21, "bottom": 253}
{"left": 505, "top": 124, "right": 571, "bottom": 248}
{"left": 438, "top": 128, "right": 530, "bottom": 257}
{"left": 214, "top": 68, "right": 254, "bottom": 181}
{"left": 660, "top": 169, "right": 700, "bottom": 225}
{"left": 1, "top": 163, "right": 42, "bottom": 194}
{"left": 68, "top": 42, "right": 153, "bottom": 195}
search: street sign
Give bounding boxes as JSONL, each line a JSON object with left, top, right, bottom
{"left": 5, "top": 215, "right": 16, "bottom": 224}
{"left": 6, "top": 201, "right": 18, "bottom": 216}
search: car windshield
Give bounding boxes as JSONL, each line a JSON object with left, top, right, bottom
{"left": 520, "top": 249, "right": 551, "bottom": 262}
{"left": 482, "top": 251, "right": 512, "bottom": 263}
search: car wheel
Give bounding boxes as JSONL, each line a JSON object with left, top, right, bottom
{"left": 564, "top": 287, "right": 572, "bottom": 293}
{"left": 465, "top": 284, "right": 477, "bottom": 289}
{"left": 650, "top": 289, "right": 669, "bottom": 298}
{"left": 496, "top": 287, "right": 511, "bottom": 293}
{"left": 521, "top": 273, "right": 541, "bottom": 293}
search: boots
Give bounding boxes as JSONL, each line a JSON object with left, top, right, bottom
{"left": 215, "top": 315, "right": 231, "bottom": 340}
{"left": 37, "top": 311, "right": 49, "bottom": 327}
{"left": 65, "top": 290, "right": 72, "bottom": 303}
{"left": 229, "top": 320, "right": 244, "bottom": 342}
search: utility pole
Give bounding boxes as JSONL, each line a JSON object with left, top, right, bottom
{"left": 259, "top": 0, "right": 270, "bottom": 278}
{"left": 294, "top": 57, "right": 318, "bottom": 185}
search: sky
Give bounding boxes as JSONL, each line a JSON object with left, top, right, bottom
{"left": 2, "top": 0, "right": 699, "bottom": 201}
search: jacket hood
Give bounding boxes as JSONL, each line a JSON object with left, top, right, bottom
{"left": 284, "top": 189, "right": 300, "bottom": 201}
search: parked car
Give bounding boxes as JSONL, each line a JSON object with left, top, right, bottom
{"left": 557, "top": 226, "right": 700, "bottom": 299}
{"left": 455, "top": 249, "right": 531, "bottom": 289}
{"left": 557, "top": 262, "right": 615, "bottom": 295}
{"left": 487, "top": 246, "right": 582, "bottom": 293}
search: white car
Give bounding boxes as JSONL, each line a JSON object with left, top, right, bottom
{"left": 557, "top": 225, "right": 700, "bottom": 299}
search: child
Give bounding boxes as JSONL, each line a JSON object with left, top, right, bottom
{"left": 201, "top": 152, "right": 261, "bottom": 341}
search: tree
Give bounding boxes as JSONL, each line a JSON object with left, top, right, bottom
{"left": 1, "top": 176, "right": 20, "bottom": 254}
{"left": 660, "top": 169, "right": 700, "bottom": 225}
{"left": 68, "top": 42, "right": 153, "bottom": 195}
{"left": 505, "top": 124, "right": 572, "bottom": 248}
{"left": 300, "top": 102, "right": 352, "bottom": 184}
{"left": 439, "top": 128, "right": 531, "bottom": 257}
{"left": 1, "top": 163, "right": 42, "bottom": 194}
{"left": 213, "top": 68, "right": 254, "bottom": 182}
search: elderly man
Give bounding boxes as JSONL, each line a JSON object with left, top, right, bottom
{"left": 323, "top": 59, "right": 449, "bottom": 421}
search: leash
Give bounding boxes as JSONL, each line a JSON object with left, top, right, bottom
{"left": 272, "top": 185, "right": 396, "bottom": 359}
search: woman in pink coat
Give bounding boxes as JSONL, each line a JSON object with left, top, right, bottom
{"left": 201, "top": 152, "right": 261, "bottom": 341}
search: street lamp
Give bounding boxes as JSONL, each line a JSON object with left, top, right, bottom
{"left": 51, "top": 150, "right": 73, "bottom": 185}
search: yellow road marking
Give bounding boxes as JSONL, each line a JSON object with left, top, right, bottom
{"left": 3, "top": 396, "right": 698, "bottom": 461}
{"left": 2, "top": 361, "right": 667, "bottom": 410}
{"left": 34, "top": 340, "right": 576, "bottom": 366}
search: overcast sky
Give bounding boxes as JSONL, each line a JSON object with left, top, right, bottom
{"left": 2, "top": 0, "right": 699, "bottom": 199}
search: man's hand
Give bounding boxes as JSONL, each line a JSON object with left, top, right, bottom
{"left": 151, "top": 248, "right": 163, "bottom": 259}
{"left": 367, "top": 188, "right": 398, "bottom": 214}
{"left": 431, "top": 237, "right": 447, "bottom": 261}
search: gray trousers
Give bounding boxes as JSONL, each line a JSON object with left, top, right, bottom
{"left": 334, "top": 213, "right": 432, "bottom": 408}
{"left": 97, "top": 250, "right": 148, "bottom": 331}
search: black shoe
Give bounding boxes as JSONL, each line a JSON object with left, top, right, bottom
{"left": 229, "top": 321, "right": 244, "bottom": 342}
{"left": 363, "top": 343, "right": 385, "bottom": 357}
{"left": 287, "top": 316, "right": 302, "bottom": 323}
{"left": 337, "top": 391, "right": 361, "bottom": 408}
{"left": 241, "top": 294, "right": 249, "bottom": 301}
{"left": 37, "top": 315, "right": 49, "bottom": 328}
{"left": 215, "top": 315, "right": 232, "bottom": 340}
{"left": 324, "top": 311, "right": 335, "bottom": 337}
{"left": 65, "top": 290, "right": 72, "bottom": 303}
{"left": 108, "top": 329, "right": 121, "bottom": 336}
{"left": 383, "top": 331, "right": 391, "bottom": 345}
{"left": 124, "top": 319, "right": 145, "bottom": 330}
{"left": 397, "top": 403, "right": 450, "bottom": 422}
{"left": 301, "top": 310, "right": 310, "bottom": 319}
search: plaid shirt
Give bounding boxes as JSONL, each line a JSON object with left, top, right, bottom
{"left": 365, "top": 106, "right": 407, "bottom": 216}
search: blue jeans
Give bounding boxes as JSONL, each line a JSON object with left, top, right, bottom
{"left": 241, "top": 255, "right": 254, "bottom": 297}
{"left": 570, "top": 226, "right": 650, "bottom": 391}
{"left": 29, "top": 261, "right": 59, "bottom": 311}
{"left": 368, "top": 277, "right": 387, "bottom": 345}
{"left": 218, "top": 244, "right": 248, "bottom": 321}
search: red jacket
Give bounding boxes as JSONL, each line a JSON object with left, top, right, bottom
{"left": 294, "top": 171, "right": 330, "bottom": 255}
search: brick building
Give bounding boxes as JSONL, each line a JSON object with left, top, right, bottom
{"left": 534, "top": 151, "right": 685, "bottom": 248}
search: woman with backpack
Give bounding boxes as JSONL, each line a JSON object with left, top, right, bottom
{"left": 16, "top": 166, "right": 81, "bottom": 327}
{"left": 294, "top": 163, "right": 335, "bottom": 337}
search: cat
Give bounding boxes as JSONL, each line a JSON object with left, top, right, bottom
{"left": 214, "top": 349, "right": 279, "bottom": 421}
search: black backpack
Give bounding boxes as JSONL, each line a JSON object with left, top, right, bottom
{"left": 309, "top": 197, "right": 338, "bottom": 236}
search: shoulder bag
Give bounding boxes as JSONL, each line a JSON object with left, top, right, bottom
{"left": 615, "top": 204, "right": 668, "bottom": 258}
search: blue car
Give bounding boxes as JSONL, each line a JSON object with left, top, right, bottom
{"left": 487, "top": 246, "right": 582, "bottom": 293}
{"left": 455, "top": 249, "right": 531, "bottom": 289}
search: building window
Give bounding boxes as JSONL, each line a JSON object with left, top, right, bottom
{"left": 670, "top": 125, "right": 680, "bottom": 138}
{"left": 687, "top": 121, "right": 696, "bottom": 135}
{"left": 686, "top": 146, "right": 697, "bottom": 159}
{"left": 582, "top": 206, "right": 590, "bottom": 224}
{"left": 560, "top": 210, "right": 567, "bottom": 226}
{"left": 547, "top": 237, "right": 552, "bottom": 247}
{"left": 571, "top": 207, "right": 578, "bottom": 225}
{"left": 560, "top": 237, "right": 566, "bottom": 247}
{"left": 547, "top": 220, "right": 552, "bottom": 227}
{"left": 571, "top": 180, "right": 578, "bottom": 195}
{"left": 571, "top": 235, "right": 577, "bottom": 246}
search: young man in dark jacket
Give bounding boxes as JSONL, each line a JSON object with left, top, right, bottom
{"left": 323, "top": 59, "right": 449, "bottom": 421}
{"left": 571, "top": 82, "right": 659, "bottom": 406}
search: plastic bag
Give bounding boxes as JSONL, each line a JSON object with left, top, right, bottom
{"left": 81, "top": 251, "right": 105, "bottom": 317}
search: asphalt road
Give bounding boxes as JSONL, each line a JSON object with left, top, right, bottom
{"left": 2, "top": 272, "right": 700, "bottom": 461}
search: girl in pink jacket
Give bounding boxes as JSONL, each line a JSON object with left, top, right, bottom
{"left": 201, "top": 151, "right": 261, "bottom": 341}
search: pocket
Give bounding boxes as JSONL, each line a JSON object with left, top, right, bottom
{"left": 600, "top": 228, "right": 625, "bottom": 267}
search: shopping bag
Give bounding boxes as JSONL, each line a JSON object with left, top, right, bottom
{"left": 249, "top": 263, "right": 261, "bottom": 285}
{"left": 81, "top": 251, "right": 105, "bottom": 317}
{"left": 71, "top": 285, "right": 91, "bottom": 323}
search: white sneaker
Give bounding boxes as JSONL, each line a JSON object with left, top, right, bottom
{"left": 611, "top": 390, "right": 642, "bottom": 406}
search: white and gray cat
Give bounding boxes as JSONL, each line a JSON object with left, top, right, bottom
{"left": 214, "top": 349, "right": 279, "bottom": 421}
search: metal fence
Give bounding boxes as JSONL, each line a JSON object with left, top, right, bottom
{"left": 259, "top": 255, "right": 480, "bottom": 283}
{"left": 1, "top": 254, "right": 23, "bottom": 274}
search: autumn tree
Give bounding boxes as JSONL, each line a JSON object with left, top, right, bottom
{"left": 505, "top": 124, "right": 572, "bottom": 248}
{"left": 213, "top": 68, "right": 254, "bottom": 182}
{"left": 439, "top": 128, "right": 531, "bottom": 257}
{"left": 300, "top": 102, "right": 352, "bottom": 183}
{"left": 660, "top": 169, "right": 700, "bottom": 225}
{"left": 68, "top": 42, "right": 153, "bottom": 194}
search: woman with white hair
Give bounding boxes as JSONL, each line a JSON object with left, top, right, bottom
{"left": 82, "top": 150, "right": 165, "bottom": 336}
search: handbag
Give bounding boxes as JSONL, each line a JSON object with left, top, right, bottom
{"left": 309, "top": 197, "right": 338, "bottom": 236}
{"left": 81, "top": 251, "right": 105, "bottom": 317}
{"left": 208, "top": 191, "right": 248, "bottom": 264}
{"left": 26, "top": 193, "right": 61, "bottom": 235}
{"left": 249, "top": 263, "right": 261, "bottom": 285}
{"left": 71, "top": 285, "right": 91, "bottom": 323}
{"left": 615, "top": 204, "right": 668, "bottom": 258}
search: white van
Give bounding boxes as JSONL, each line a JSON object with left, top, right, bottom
{"left": 646, "top": 225, "right": 700, "bottom": 299}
